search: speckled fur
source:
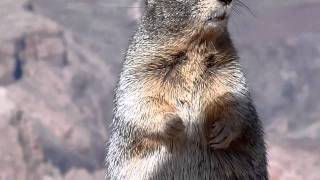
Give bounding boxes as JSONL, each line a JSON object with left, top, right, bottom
{"left": 107, "top": 0, "right": 268, "bottom": 179}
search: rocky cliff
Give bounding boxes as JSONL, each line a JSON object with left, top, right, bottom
{"left": 0, "top": 0, "right": 319, "bottom": 179}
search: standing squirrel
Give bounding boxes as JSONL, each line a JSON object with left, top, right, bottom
{"left": 107, "top": 0, "right": 268, "bottom": 179}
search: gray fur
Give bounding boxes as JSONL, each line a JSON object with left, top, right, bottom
{"left": 107, "top": 0, "right": 268, "bottom": 179}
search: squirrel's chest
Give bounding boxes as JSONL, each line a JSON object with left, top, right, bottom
{"left": 157, "top": 51, "right": 214, "bottom": 88}
{"left": 143, "top": 49, "right": 224, "bottom": 94}
{"left": 141, "top": 49, "right": 233, "bottom": 113}
{"left": 158, "top": 52, "right": 217, "bottom": 111}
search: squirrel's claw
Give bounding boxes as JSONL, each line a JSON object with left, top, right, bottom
{"left": 208, "top": 121, "right": 235, "bottom": 149}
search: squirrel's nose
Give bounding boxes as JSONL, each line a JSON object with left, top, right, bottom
{"left": 218, "top": 0, "right": 232, "bottom": 5}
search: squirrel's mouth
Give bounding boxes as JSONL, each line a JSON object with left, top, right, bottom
{"left": 206, "top": 10, "right": 228, "bottom": 22}
{"left": 201, "top": 9, "right": 229, "bottom": 36}
{"left": 203, "top": 9, "right": 229, "bottom": 32}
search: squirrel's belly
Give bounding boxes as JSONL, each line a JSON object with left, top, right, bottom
{"left": 120, "top": 145, "right": 215, "bottom": 180}
{"left": 119, "top": 142, "right": 255, "bottom": 180}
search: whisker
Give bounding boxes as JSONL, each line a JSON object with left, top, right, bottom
{"left": 233, "top": 0, "right": 256, "bottom": 17}
{"left": 231, "top": 6, "right": 244, "bottom": 17}
{"left": 229, "top": 5, "right": 251, "bottom": 34}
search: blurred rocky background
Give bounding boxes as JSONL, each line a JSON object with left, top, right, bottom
{"left": 0, "top": 0, "right": 319, "bottom": 179}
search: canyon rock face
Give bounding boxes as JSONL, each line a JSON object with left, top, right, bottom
{"left": 0, "top": 0, "right": 114, "bottom": 179}
{"left": 0, "top": 0, "right": 319, "bottom": 179}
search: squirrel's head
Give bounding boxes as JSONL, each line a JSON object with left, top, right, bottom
{"left": 142, "top": 0, "right": 233, "bottom": 39}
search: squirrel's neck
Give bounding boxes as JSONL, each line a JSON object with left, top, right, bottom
{"left": 126, "top": 27, "right": 238, "bottom": 75}
{"left": 133, "top": 26, "right": 236, "bottom": 58}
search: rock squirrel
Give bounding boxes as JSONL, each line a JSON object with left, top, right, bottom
{"left": 107, "top": 0, "right": 268, "bottom": 179}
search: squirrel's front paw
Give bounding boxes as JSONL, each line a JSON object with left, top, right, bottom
{"left": 160, "top": 113, "right": 185, "bottom": 141}
{"left": 208, "top": 121, "right": 238, "bottom": 149}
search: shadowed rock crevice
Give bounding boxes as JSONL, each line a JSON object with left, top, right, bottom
{"left": 13, "top": 38, "right": 26, "bottom": 81}
{"left": 12, "top": 30, "right": 70, "bottom": 82}
{"left": 23, "top": 1, "right": 35, "bottom": 12}
{"left": 0, "top": 0, "right": 113, "bottom": 178}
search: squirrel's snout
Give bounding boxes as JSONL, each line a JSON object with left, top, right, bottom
{"left": 218, "top": 0, "right": 232, "bottom": 5}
